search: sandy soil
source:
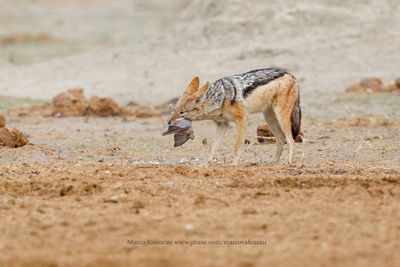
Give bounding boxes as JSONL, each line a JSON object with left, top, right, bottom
{"left": 1, "top": 162, "right": 400, "bottom": 267}
{"left": 1, "top": 94, "right": 400, "bottom": 266}
{"left": 1, "top": 1, "right": 400, "bottom": 266}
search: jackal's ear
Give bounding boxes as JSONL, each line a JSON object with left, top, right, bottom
{"left": 194, "top": 81, "right": 209, "bottom": 97}
{"left": 185, "top": 77, "right": 200, "bottom": 95}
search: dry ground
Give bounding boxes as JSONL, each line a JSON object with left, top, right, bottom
{"left": 0, "top": 93, "right": 400, "bottom": 267}
{"left": 1, "top": 1, "right": 400, "bottom": 266}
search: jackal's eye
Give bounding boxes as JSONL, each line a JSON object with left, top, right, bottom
{"left": 179, "top": 111, "right": 184, "bottom": 115}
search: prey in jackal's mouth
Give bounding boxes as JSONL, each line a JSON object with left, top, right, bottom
{"left": 165, "top": 68, "right": 302, "bottom": 165}
{"left": 162, "top": 118, "right": 194, "bottom": 147}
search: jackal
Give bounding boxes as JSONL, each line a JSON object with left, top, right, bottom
{"left": 168, "top": 68, "right": 301, "bottom": 165}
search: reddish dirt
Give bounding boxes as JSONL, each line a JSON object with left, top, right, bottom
{"left": 52, "top": 88, "right": 89, "bottom": 117}
{"left": 7, "top": 90, "right": 162, "bottom": 119}
{"left": 86, "top": 96, "right": 121, "bottom": 117}
{"left": 257, "top": 122, "right": 304, "bottom": 143}
{"left": 1, "top": 163, "right": 399, "bottom": 267}
{"left": 0, "top": 101, "right": 399, "bottom": 266}
{"left": 0, "top": 114, "right": 29, "bottom": 148}
{"left": 0, "top": 114, "right": 5, "bottom": 127}
{"left": 0, "top": 33, "right": 52, "bottom": 46}
{"left": 346, "top": 77, "right": 400, "bottom": 94}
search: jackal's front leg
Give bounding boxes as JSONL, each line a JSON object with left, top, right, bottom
{"left": 232, "top": 116, "right": 246, "bottom": 165}
{"left": 207, "top": 121, "right": 229, "bottom": 164}
{"left": 227, "top": 102, "right": 247, "bottom": 165}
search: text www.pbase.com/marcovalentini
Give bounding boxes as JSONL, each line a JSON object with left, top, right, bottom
{"left": 127, "top": 239, "right": 267, "bottom": 246}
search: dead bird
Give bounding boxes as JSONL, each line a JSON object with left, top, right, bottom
{"left": 162, "top": 118, "right": 194, "bottom": 147}
{"left": 173, "top": 127, "right": 194, "bottom": 147}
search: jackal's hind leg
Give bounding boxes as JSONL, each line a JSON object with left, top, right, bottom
{"left": 264, "top": 109, "right": 285, "bottom": 162}
{"left": 274, "top": 108, "right": 295, "bottom": 163}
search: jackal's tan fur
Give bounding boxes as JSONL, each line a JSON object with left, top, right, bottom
{"left": 169, "top": 68, "right": 301, "bottom": 165}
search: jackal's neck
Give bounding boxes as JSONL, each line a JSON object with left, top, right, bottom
{"left": 202, "top": 80, "right": 226, "bottom": 115}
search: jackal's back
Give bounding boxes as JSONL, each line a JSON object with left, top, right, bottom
{"left": 204, "top": 68, "right": 288, "bottom": 112}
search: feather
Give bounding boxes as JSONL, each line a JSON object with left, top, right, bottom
{"left": 162, "top": 118, "right": 192, "bottom": 136}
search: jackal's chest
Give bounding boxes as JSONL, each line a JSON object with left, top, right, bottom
{"left": 206, "top": 109, "right": 235, "bottom": 122}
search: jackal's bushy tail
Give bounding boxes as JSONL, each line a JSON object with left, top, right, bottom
{"left": 291, "top": 89, "right": 301, "bottom": 139}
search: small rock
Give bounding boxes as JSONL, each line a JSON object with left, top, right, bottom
{"left": 37, "top": 207, "right": 46, "bottom": 214}
{"left": 0, "top": 115, "right": 5, "bottom": 127}
{"left": 256, "top": 123, "right": 275, "bottom": 143}
{"left": 226, "top": 180, "right": 240, "bottom": 188}
{"left": 0, "top": 128, "right": 15, "bottom": 147}
{"left": 346, "top": 77, "right": 385, "bottom": 93}
{"left": 382, "top": 78, "right": 400, "bottom": 92}
{"left": 109, "top": 195, "right": 120, "bottom": 203}
{"left": 242, "top": 208, "right": 257, "bottom": 215}
{"left": 395, "top": 78, "right": 400, "bottom": 88}
{"left": 0, "top": 128, "right": 29, "bottom": 148}
{"left": 10, "top": 128, "right": 29, "bottom": 146}
{"left": 132, "top": 200, "right": 144, "bottom": 209}
{"left": 257, "top": 122, "right": 304, "bottom": 143}
{"left": 240, "top": 192, "right": 251, "bottom": 198}
{"left": 52, "top": 88, "right": 88, "bottom": 116}
{"left": 60, "top": 185, "right": 74, "bottom": 196}
{"left": 82, "top": 183, "right": 102, "bottom": 194}
{"left": 126, "top": 101, "right": 139, "bottom": 106}
{"left": 202, "top": 138, "right": 208, "bottom": 145}
{"left": 193, "top": 194, "right": 206, "bottom": 205}
{"left": 359, "top": 78, "right": 383, "bottom": 91}
{"left": 184, "top": 223, "right": 195, "bottom": 230}
{"left": 85, "top": 96, "right": 120, "bottom": 117}
{"left": 295, "top": 132, "right": 305, "bottom": 142}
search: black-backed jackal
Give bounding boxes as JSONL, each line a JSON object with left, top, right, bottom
{"left": 168, "top": 68, "right": 301, "bottom": 165}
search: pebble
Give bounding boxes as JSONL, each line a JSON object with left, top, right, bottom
{"left": 242, "top": 208, "right": 257, "bottom": 215}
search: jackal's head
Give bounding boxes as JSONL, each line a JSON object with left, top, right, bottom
{"left": 168, "top": 77, "right": 209, "bottom": 122}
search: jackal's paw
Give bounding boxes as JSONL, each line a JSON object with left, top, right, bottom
{"left": 287, "top": 161, "right": 296, "bottom": 167}
{"left": 272, "top": 156, "right": 284, "bottom": 164}
{"left": 206, "top": 156, "right": 215, "bottom": 165}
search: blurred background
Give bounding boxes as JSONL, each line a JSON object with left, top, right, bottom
{"left": 0, "top": 0, "right": 399, "bottom": 105}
